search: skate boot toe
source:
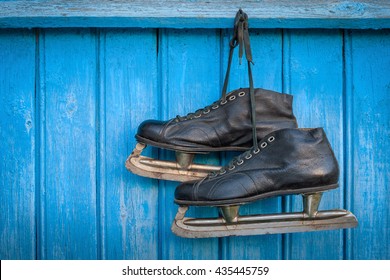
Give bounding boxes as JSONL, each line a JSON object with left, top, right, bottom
{"left": 136, "top": 119, "right": 166, "bottom": 142}
{"left": 174, "top": 181, "right": 197, "bottom": 202}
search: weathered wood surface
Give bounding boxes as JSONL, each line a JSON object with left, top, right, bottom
{"left": 286, "top": 30, "right": 345, "bottom": 259}
{"left": 40, "top": 30, "right": 99, "bottom": 259}
{"left": 158, "top": 29, "right": 221, "bottom": 259}
{"left": 1, "top": 0, "right": 390, "bottom": 28}
{"left": 0, "top": 29, "right": 36, "bottom": 259}
{"left": 0, "top": 27, "right": 389, "bottom": 259}
{"left": 345, "top": 30, "right": 390, "bottom": 260}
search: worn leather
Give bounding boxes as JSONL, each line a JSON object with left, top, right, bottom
{"left": 174, "top": 128, "right": 339, "bottom": 205}
{"left": 136, "top": 88, "right": 298, "bottom": 152}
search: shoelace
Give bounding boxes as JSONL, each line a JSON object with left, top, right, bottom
{"left": 209, "top": 146, "right": 259, "bottom": 178}
{"left": 220, "top": 9, "right": 258, "bottom": 151}
{"left": 176, "top": 9, "right": 259, "bottom": 150}
{"left": 175, "top": 100, "right": 221, "bottom": 122}
{"left": 175, "top": 91, "right": 246, "bottom": 122}
{"left": 208, "top": 136, "right": 275, "bottom": 178}
{"left": 221, "top": 9, "right": 253, "bottom": 102}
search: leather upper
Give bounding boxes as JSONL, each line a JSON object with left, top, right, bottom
{"left": 136, "top": 88, "right": 298, "bottom": 151}
{"left": 174, "top": 128, "right": 339, "bottom": 204}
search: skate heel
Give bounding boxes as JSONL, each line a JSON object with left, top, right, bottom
{"left": 175, "top": 152, "right": 195, "bottom": 169}
{"left": 220, "top": 206, "right": 240, "bottom": 224}
{"left": 302, "top": 192, "right": 323, "bottom": 218}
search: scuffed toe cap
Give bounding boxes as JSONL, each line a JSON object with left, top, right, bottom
{"left": 136, "top": 119, "right": 166, "bottom": 141}
{"left": 174, "top": 181, "right": 198, "bottom": 202}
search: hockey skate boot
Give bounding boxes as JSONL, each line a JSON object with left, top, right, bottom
{"left": 126, "top": 9, "right": 298, "bottom": 182}
{"left": 172, "top": 128, "right": 358, "bottom": 238}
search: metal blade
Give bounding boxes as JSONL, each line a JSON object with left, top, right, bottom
{"left": 125, "top": 143, "right": 221, "bottom": 182}
{"left": 171, "top": 206, "right": 358, "bottom": 238}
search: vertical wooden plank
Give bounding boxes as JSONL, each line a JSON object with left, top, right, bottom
{"left": 285, "top": 30, "right": 345, "bottom": 259}
{"left": 102, "top": 29, "right": 159, "bottom": 259}
{"left": 159, "top": 29, "right": 220, "bottom": 259}
{"left": 221, "top": 29, "right": 284, "bottom": 259}
{"left": 346, "top": 30, "right": 390, "bottom": 260}
{"left": 0, "top": 29, "right": 36, "bottom": 259}
{"left": 41, "top": 29, "right": 98, "bottom": 259}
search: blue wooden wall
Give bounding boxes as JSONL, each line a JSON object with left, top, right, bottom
{"left": 0, "top": 25, "right": 389, "bottom": 259}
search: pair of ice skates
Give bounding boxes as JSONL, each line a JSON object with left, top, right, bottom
{"left": 126, "top": 9, "right": 357, "bottom": 238}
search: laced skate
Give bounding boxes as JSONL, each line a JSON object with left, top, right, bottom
{"left": 172, "top": 128, "right": 358, "bottom": 238}
{"left": 126, "top": 9, "right": 297, "bottom": 182}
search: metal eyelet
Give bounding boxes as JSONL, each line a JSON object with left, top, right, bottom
{"left": 228, "top": 165, "right": 236, "bottom": 170}
{"left": 229, "top": 95, "right": 236, "bottom": 101}
{"left": 238, "top": 91, "right": 246, "bottom": 97}
{"left": 212, "top": 105, "right": 219, "bottom": 109}
{"left": 220, "top": 100, "right": 227, "bottom": 105}
{"left": 245, "top": 154, "right": 252, "bottom": 159}
{"left": 237, "top": 160, "right": 244, "bottom": 165}
{"left": 203, "top": 109, "right": 210, "bottom": 114}
{"left": 194, "top": 114, "right": 201, "bottom": 118}
{"left": 268, "top": 136, "right": 275, "bottom": 142}
{"left": 220, "top": 170, "right": 226, "bottom": 175}
{"left": 253, "top": 148, "right": 260, "bottom": 154}
{"left": 261, "top": 142, "right": 268, "bottom": 148}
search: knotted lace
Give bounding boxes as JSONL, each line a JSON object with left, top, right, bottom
{"left": 176, "top": 9, "right": 258, "bottom": 150}
{"left": 222, "top": 9, "right": 258, "bottom": 150}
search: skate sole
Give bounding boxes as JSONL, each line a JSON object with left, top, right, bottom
{"left": 135, "top": 134, "right": 249, "bottom": 153}
{"left": 174, "top": 183, "right": 339, "bottom": 207}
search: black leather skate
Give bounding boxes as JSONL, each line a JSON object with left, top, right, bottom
{"left": 172, "top": 128, "right": 358, "bottom": 238}
{"left": 126, "top": 9, "right": 297, "bottom": 182}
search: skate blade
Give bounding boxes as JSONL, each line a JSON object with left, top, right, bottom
{"left": 171, "top": 206, "right": 358, "bottom": 238}
{"left": 125, "top": 143, "right": 221, "bottom": 182}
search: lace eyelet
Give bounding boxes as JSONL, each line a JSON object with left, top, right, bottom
{"left": 203, "top": 109, "right": 210, "bottom": 114}
{"left": 237, "top": 160, "right": 244, "bottom": 165}
{"left": 228, "top": 165, "right": 236, "bottom": 170}
{"left": 261, "top": 142, "right": 268, "bottom": 148}
{"left": 238, "top": 91, "right": 246, "bottom": 97}
{"left": 220, "top": 100, "right": 227, "bottom": 105}
{"left": 253, "top": 148, "right": 260, "bottom": 154}
{"left": 268, "top": 136, "right": 275, "bottom": 142}
{"left": 194, "top": 114, "right": 201, "bottom": 118}
{"left": 212, "top": 105, "right": 219, "bottom": 109}
{"left": 220, "top": 170, "right": 226, "bottom": 175}
{"left": 245, "top": 154, "right": 252, "bottom": 159}
{"left": 229, "top": 95, "right": 236, "bottom": 101}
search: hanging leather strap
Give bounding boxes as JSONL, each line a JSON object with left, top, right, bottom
{"left": 221, "top": 9, "right": 258, "bottom": 149}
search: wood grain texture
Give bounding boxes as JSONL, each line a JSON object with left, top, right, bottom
{"left": 285, "top": 30, "right": 346, "bottom": 259}
{"left": 0, "top": 26, "right": 389, "bottom": 260}
{"left": 40, "top": 29, "right": 98, "bottom": 259}
{"left": 221, "top": 29, "right": 284, "bottom": 260}
{"left": 346, "top": 30, "right": 390, "bottom": 260}
{"left": 1, "top": 1, "right": 390, "bottom": 29}
{"left": 159, "top": 29, "right": 220, "bottom": 259}
{"left": 101, "top": 29, "right": 159, "bottom": 259}
{"left": 0, "top": 29, "right": 36, "bottom": 259}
